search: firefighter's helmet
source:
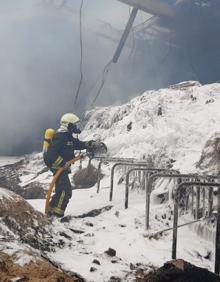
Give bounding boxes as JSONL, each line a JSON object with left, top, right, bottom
{"left": 60, "top": 113, "right": 80, "bottom": 125}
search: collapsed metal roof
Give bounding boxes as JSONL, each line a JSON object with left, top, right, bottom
{"left": 116, "top": 0, "right": 220, "bottom": 84}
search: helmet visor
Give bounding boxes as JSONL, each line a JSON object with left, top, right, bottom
{"left": 68, "top": 123, "right": 81, "bottom": 134}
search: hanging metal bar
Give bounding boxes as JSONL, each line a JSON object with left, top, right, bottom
{"left": 117, "top": 0, "right": 175, "bottom": 18}
{"left": 112, "top": 7, "right": 138, "bottom": 63}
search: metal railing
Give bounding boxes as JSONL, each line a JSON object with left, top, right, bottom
{"left": 172, "top": 182, "right": 220, "bottom": 274}
{"left": 96, "top": 157, "right": 136, "bottom": 193}
{"left": 146, "top": 173, "right": 218, "bottom": 230}
{"left": 124, "top": 168, "right": 175, "bottom": 209}
{"left": 96, "top": 156, "right": 220, "bottom": 273}
{"left": 94, "top": 157, "right": 135, "bottom": 162}
{"left": 109, "top": 162, "right": 155, "bottom": 201}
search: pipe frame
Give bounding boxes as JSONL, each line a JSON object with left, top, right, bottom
{"left": 146, "top": 173, "right": 218, "bottom": 230}
{"left": 110, "top": 162, "right": 159, "bottom": 201}
{"left": 125, "top": 167, "right": 173, "bottom": 209}
{"left": 96, "top": 157, "right": 136, "bottom": 193}
{"left": 173, "top": 182, "right": 220, "bottom": 275}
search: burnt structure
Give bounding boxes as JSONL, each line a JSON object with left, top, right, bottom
{"left": 117, "top": 0, "right": 220, "bottom": 85}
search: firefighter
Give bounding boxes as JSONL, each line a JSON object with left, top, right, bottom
{"left": 43, "top": 113, "right": 100, "bottom": 218}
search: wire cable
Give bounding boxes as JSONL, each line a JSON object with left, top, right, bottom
{"left": 79, "top": 59, "right": 112, "bottom": 125}
{"left": 88, "top": 60, "right": 112, "bottom": 109}
{"left": 74, "top": 0, "right": 84, "bottom": 105}
{"left": 87, "top": 7, "right": 139, "bottom": 109}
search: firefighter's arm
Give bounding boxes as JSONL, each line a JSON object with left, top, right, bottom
{"left": 73, "top": 137, "right": 88, "bottom": 150}
{"left": 73, "top": 138, "right": 107, "bottom": 155}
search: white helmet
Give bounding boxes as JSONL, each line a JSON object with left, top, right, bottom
{"left": 60, "top": 113, "right": 80, "bottom": 126}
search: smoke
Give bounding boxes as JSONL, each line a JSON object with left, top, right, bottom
{"left": 0, "top": 1, "right": 127, "bottom": 155}
{"left": 0, "top": 0, "right": 219, "bottom": 155}
{"left": 0, "top": 0, "right": 145, "bottom": 155}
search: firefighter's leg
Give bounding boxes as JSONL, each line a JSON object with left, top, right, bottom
{"left": 48, "top": 171, "right": 72, "bottom": 217}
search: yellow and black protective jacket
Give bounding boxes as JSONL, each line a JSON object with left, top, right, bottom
{"left": 43, "top": 131, "right": 87, "bottom": 170}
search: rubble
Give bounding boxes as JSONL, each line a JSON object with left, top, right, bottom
{"left": 0, "top": 187, "right": 72, "bottom": 252}
{"left": 105, "top": 248, "right": 116, "bottom": 257}
{"left": 73, "top": 164, "right": 99, "bottom": 188}
{"left": 0, "top": 251, "right": 85, "bottom": 282}
{"left": 143, "top": 260, "right": 220, "bottom": 282}
{"left": 0, "top": 157, "right": 46, "bottom": 199}
{"left": 20, "top": 181, "right": 46, "bottom": 199}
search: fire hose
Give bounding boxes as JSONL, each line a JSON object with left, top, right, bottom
{"left": 45, "top": 154, "right": 82, "bottom": 215}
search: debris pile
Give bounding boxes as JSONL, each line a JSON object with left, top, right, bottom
{"left": 144, "top": 260, "right": 220, "bottom": 282}
{"left": 0, "top": 187, "right": 72, "bottom": 252}
{"left": 0, "top": 251, "right": 85, "bottom": 282}
{"left": 0, "top": 156, "right": 46, "bottom": 199}
{"left": 73, "top": 164, "right": 99, "bottom": 188}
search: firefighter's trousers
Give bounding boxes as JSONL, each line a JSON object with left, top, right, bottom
{"left": 48, "top": 170, "right": 72, "bottom": 217}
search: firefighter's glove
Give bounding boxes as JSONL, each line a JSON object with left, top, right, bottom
{"left": 86, "top": 140, "right": 107, "bottom": 154}
{"left": 85, "top": 140, "right": 95, "bottom": 152}
{"left": 86, "top": 140, "right": 96, "bottom": 148}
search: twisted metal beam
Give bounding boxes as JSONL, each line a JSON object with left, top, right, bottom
{"left": 117, "top": 0, "right": 175, "bottom": 18}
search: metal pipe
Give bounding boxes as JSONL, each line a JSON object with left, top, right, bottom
{"left": 215, "top": 187, "right": 220, "bottom": 274}
{"left": 208, "top": 187, "right": 213, "bottom": 217}
{"left": 96, "top": 160, "right": 103, "bottom": 193}
{"left": 142, "top": 171, "right": 146, "bottom": 190}
{"left": 191, "top": 186, "right": 194, "bottom": 216}
{"left": 185, "top": 191, "right": 189, "bottom": 214}
{"left": 150, "top": 216, "right": 214, "bottom": 238}
{"left": 94, "top": 156, "right": 135, "bottom": 162}
{"left": 172, "top": 200, "right": 178, "bottom": 259}
{"left": 145, "top": 174, "right": 152, "bottom": 230}
{"left": 202, "top": 187, "right": 206, "bottom": 218}
{"left": 138, "top": 170, "right": 141, "bottom": 186}
{"left": 195, "top": 186, "right": 200, "bottom": 220}
{"left": 112, "top": 7, "right": 138, "bottom": 63}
